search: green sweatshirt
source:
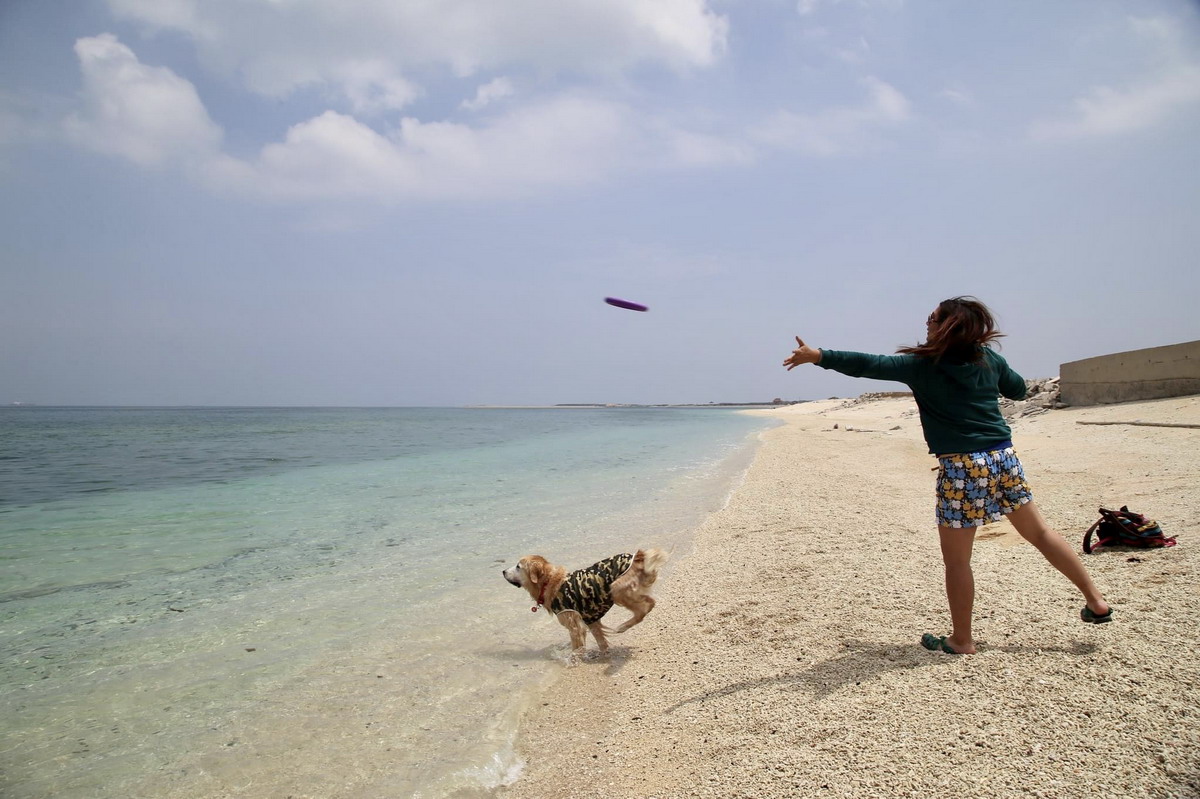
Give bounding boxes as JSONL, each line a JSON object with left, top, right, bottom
{"left": 817, "top": 347, "right": 1027, "bottom": 455}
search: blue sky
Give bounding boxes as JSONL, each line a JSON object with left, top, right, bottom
{"left": 2, "top": 0, "right": 1198, "bottom": 406}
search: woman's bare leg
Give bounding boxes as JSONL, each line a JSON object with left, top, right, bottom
{"left": 1006, "top": 501, "right": 1110, "bottom": 616}
{"left": 937, "top": 526, "right": 979, "bottom": 654}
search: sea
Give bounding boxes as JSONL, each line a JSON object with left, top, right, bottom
{"left": 0, "top": 406, "right": 776, "bottom": 798}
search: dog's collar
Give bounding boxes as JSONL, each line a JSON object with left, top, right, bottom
{"left": 532, "top": 583, "right": 550, "bottom": 613}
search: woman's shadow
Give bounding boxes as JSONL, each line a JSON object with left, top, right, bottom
{"left": 665, "top": 638, "right": 1100, "bottom": 712}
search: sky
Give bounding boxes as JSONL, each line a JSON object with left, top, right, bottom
{"left": 1, "top": 0, "right": 1198, "bottom": 407}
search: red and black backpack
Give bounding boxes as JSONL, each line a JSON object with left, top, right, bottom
{"left": 1083, "top": 506, "right": 1175, "bottom": 553}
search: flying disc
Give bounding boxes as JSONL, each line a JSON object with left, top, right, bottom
{"left": 604, "top": 297, "right": 648, "bottom": 312}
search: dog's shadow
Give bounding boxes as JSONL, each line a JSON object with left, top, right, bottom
{"left": 665, "top": 638, "right": 1101, "bottom": 712}
{"left": 483, "top": 644, "right": 635, "bottom": 675}
{"left": 484, "top": 646, "right": 563, "bottom": 663}
{"left": 589, "top": 646, "right": 634, "bottom": 676}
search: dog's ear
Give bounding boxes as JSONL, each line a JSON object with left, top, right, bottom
{"left": 524, "top": 556, "right": 547, "bottom": 586}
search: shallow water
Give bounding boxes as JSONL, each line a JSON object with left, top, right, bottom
{"left": 0, "top": 406, "right": 774, "bottom": 797}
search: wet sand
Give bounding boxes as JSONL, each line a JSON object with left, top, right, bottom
{"left": 499, "top": 394, "right": 1200, "bottom": 798}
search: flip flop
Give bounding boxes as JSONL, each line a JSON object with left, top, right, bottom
{"left": 920, "top": 633, "right": 963, "bottom": 654}
{"left": 1081, "top": 606, "right": 1113, "bottom": 624}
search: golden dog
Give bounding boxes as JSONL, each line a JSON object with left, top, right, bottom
{"left": 502, "top": 549, "right": 667, "bottom": 656}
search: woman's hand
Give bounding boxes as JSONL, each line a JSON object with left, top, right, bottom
{"left": 783, "top": 336, "right": 821, "bottom": 370}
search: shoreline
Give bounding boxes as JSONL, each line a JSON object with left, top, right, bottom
{"left": 498, "top": 394, "right": 1199, "bottom": 798}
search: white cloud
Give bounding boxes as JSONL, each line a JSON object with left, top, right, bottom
{"left": 1029, "top": 15, "right": 1200, "bottom": 142}
{"left": 1129, "top": 15, "right": 1188, "bottom": 61}
{"left": 659, "top": 126, "right": 753, "bottom": 167}
{"left": 461, "top": 78, "right": 515, "bottom": 112}
{"left": 63, "top": 34, "right": 222, "bottom": 167}
{"left": 631, "top": 0, "right": 728, "bottom": 68}
{"left": 832, "top": 36, "right": 871, "bottom": 65}
{"left": 55, "top": 33, "right": 748, "bottom": 202}
{"left": 105, "top": 0, "right": 728, "bottom": 110}
{"left": 796, "top": 0, "right": 904, "bottom": 17}
{"left": 334, "top": 61, "right": 422, "bottom": 116}
{"left": 206, "top": 93, "right": 761, "bottom": 202}
{"left": 227, "top": 111, "right": 412, "bottom": 199}
{"left": 753, "top": 76, "right": 911, "bottom": 156}
{"left": 205, "top": 96, "right": 655, "bottom": 202}
{"left": 1029, "top": 66, "right": 1200, "bottom": 141}
{"left": 938, "top": 86, "right": 974, "bottom": 107}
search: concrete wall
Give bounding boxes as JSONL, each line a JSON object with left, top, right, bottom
{"left": 1060, "top": 340, "right": 1200, "bottom": 406}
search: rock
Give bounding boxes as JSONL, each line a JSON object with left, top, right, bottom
{"left": 1001, "top": 377, "right": 1062, "bottom": 419}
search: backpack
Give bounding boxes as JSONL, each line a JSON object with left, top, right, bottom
{"left": 1082, "top": 506, "right": 1175, "bottom": 553}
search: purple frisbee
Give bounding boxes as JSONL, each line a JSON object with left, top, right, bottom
{"left": 604, "top": 297, "right": 648, "bottom": 312}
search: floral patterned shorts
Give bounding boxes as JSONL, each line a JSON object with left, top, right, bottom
{"left": 935, "top": 445, "right": 1033, "bottom": 529}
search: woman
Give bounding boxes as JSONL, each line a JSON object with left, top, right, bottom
{"left": 783, "top": 296, "right": 1111, "bottom": 654}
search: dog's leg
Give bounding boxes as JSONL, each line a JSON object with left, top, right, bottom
{"left": 559, "top": 612, "right": 588, "bottom": 655}
{"left": 609, "top": 594, "right": 655, "bottom": 632}
{"left": 608, "top": 562, "right": 659, "bottom": 633}
{"left": 588, "top": 622, "right": 610, "bottom": 654}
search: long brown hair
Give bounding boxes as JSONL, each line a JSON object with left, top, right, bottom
{"left": 898, "top": 296, "right": 1004, "bottom": 362}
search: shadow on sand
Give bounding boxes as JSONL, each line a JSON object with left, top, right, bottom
{"left": 666, "top": 638, "right": 1101, "bottom": 712}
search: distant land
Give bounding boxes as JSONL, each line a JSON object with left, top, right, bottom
{"left": 474, "top": 392, "right": 916, "bottom": 409}
{"left": 7, "top": 400, "right": 824, "bottom": 409}
{"left": 466, "top": 400, "right": 808, "bottom": 409}
{"left": 554, "top": 401, "right": 800, "bottom": 408}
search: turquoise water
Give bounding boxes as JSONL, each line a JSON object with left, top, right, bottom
{"left": 0, "top": 406, "right": 774, "bottom": 798}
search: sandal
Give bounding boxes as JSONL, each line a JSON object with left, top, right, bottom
{"left": 1081, "top": 606, "right": 1113, "bottom": 624}
{"left": 920, "top": 633, "right": 963, "bottom": 654}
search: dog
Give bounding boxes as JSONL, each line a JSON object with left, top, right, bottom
{"left": 502, "top": 549, "right": 667, "bottom": 656}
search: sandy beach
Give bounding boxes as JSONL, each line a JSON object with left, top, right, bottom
{"left": 499, "top": 393, "right": 1199, "bottom": 799}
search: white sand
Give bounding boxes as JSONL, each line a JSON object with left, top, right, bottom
{"left": 499, "top": 394, "right": 1200, "bottom": 798}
